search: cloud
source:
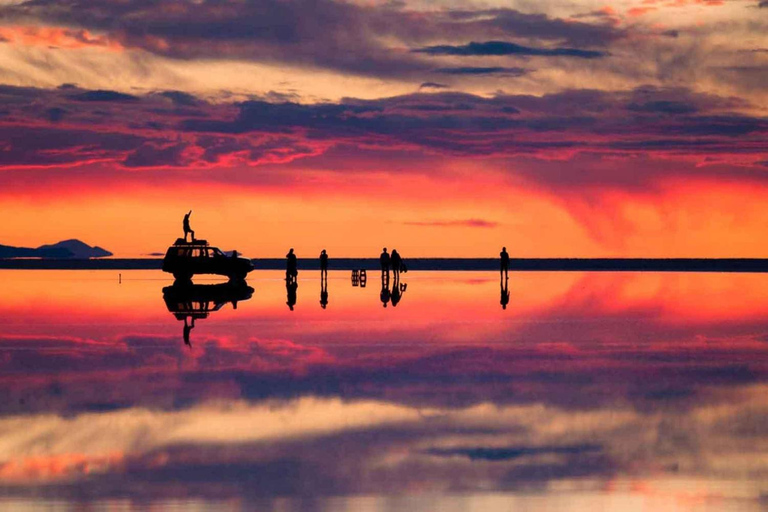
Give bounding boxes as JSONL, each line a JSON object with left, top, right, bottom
{"left": 627, "top": 100, "right": 698, "bottom": 115}
{"left": 45, "top": 107, "right": 66, "bottom": 122}
{"left": 0, "top": 84, "right": 765, "bottom": 177}
{"left": 70, "top": 90, "right": 138, "bottom": 102}
{"left": 435, "top": 66, "right": 528, "bottom": 76}
{"left": 157, "top": 91, "right": 199, "bottom": 106}
{"left": 414, "top": 41, "right": 606, "bottom": 59}
{"left": 0, "top": 1, "right": 621, "bottom": 79}
{"left": 403, "top": 219, "right": 499, "bottom": 228}
{"left": 419, "top": 82, "right": 448, "bottom": 90}
{"left": 122, "top": 142, "right": 193, "bottom": 168}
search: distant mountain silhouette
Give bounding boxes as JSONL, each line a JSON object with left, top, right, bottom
{"left": 0, "top": 239, "right": 112, "bottom": 259}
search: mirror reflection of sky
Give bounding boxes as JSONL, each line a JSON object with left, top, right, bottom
{"left": 1, "top": 270, "right": 768, "bottom": 510}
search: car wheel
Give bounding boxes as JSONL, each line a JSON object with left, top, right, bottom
{"left": 174, "top": 272, "right": 192, "bottom": 283}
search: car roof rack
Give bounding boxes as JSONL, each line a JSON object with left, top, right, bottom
{"left": 173, "top": 238, "right": 210, "bottom": 246}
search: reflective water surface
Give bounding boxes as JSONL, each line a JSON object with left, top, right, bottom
{"left": 1, "top": 269, "right": 768, "bottom": 511}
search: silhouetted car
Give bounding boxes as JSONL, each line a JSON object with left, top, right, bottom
{"left": 163, "top": 281, "right": 254, "bottom": 319}
{"left": 162, "top": 238, "right": 254, "bottom": 282}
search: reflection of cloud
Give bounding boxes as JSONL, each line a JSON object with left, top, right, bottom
{"left": 0, "top": 398, "right": 427, "bottom": 482}
{"left": 1, "top": 390, "right": 768, "bottom": 503}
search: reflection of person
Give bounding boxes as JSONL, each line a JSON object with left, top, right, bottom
{"left": 500, "top": 246, "right": 509, "bottom": 279}
{"left": 380, "top": 248, "right": 390, "bottom": 281}
{"left": 183, "top": 316, "right": 195, "bottom": 348}
{"left": 286, "top": 248, "right": 298, "bottom": 282}
{"left": 286, "top": 279, "right": 298, "bottom": 311}
{"left": 320, "top": 249, "right": 328, "bottom": 279}
{"left": 391, "top": 281, "right": 407, "bottom": 307}
{"left": 320, "top": 276, "right": 328, "bottom": 309}
{"left": 183, "top": 210, "right": 194, "bottom": 242}
{"left": 380, "top": 279, "right": 391, "bottom": 308}
{"left": 500, "top": 277, "right": 510, "bottom": 310}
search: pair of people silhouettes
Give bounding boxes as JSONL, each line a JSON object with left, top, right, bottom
{"left": 380, "top": 248, "right": 406, "bottom": 281}
{"left": 284, "top": 249, "right": 331, "bottom": 310}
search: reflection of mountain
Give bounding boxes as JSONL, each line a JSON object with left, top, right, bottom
{"left": 0, "top": 239, "right": 112, "bottom": 259}
{"left": 163, "top": 281, "right": 254, "bottom": 320}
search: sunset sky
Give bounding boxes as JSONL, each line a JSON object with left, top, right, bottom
{"left": 0, "top": 0, "right": 766, "bottom": 257}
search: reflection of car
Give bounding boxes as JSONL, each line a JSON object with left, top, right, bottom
{"left": 162, "top": 238, "right": 254, "bottom": 282}
{"left": 163, "top": 281, "right": 254, "bottom": 320}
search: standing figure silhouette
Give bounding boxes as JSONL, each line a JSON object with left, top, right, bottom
{"left": 183, "top": 210, "right": 195, "bottom": 242}
{"left": 391, "top": 249, "right": 402, "bottom": 282}
{"left": 286, "top": 248, "right": 298, "bottom": 283}
{"left": 500, "top": 246, "right": 510, "bottom": 279}
{"left": 380, "top": 248, "right": 390, "bottom": 282}
{"left": 320, "top": 249, "right": 328, "bottom": 279}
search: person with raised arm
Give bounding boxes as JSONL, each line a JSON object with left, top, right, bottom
{"left": 183, "top": 210, "right": 194, "bottom": 242}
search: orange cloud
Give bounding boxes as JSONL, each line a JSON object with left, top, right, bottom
{"left": 0, "top": 25, "right": 122, "bottom": 51}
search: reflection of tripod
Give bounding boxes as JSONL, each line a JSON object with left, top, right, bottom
{"left": 351, "top": 269, "right": 367, "bottom": 288}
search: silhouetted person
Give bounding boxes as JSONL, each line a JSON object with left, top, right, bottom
{"left": 286, "top": 248, "right": 298, "bottom": 282}
{"left": 380, "top": 279, "right": 391, "bottom": 308}
{"left": 380, "top": 247, "right": 390, "bottom": 281}
{"left": 500, "top": 277, "right": 510, "bottom": 310}
{"left": 320, "top": 275, "right": 328, "bottom": 309}
{"left": 183, "top": 316, "right": 195, "bottom": 348}
{"left": 500, "top": 246, "right": 510, "bottom": 279}
{"left": 320, "top": 249, "right": 328, "bottom": 279}
{"left": 183, "top": 210, "right": 195, "bottom": 242}
{"left": 391, "top": 281, "right": 407, "bottom": 307}
{"left": 391, "top": 249, "right": 402, "bottom": 282}
{"left": 286, "top": 279, "right": 298, "bottom": 311}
